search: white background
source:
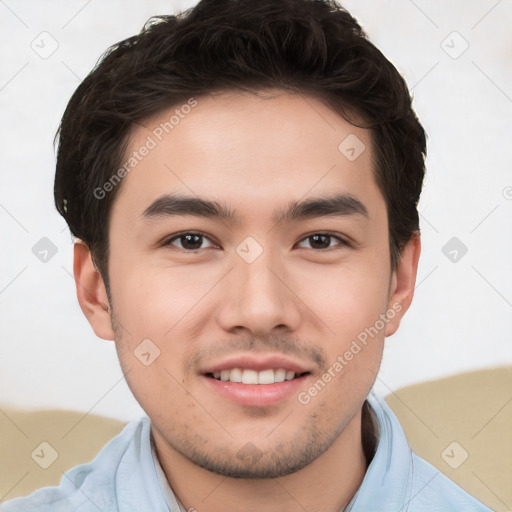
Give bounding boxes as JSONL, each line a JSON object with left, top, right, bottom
{"left": 0, "top": 0, "right": 511, "bottom": 422}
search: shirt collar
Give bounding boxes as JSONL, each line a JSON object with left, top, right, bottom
{"left": 150, "top": 434, "right": 188, "bottom": 512}
{"left": 346, "top": 390, "right": 414, "bottom": 511}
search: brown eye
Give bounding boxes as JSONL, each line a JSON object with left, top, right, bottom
{"left": 164, "top": 232, "right": 216, "bottom": 251}
{"left": 297, "top": 233, "right": 346, "bottom": 250}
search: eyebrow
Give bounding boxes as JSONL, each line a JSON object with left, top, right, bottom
{"left": 141, "top": 193, "right": 368, "bottom": 225}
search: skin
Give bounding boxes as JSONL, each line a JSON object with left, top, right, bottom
{"left": 74, "top": 89, "right": 420, "bottom": 512}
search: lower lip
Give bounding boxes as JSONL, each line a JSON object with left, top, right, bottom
{"left": 202, "top": 374, "right": 309, "bottom": 407}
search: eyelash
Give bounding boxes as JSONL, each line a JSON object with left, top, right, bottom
{"left": 162, "top": 231, "right": 350, "bottom": 252}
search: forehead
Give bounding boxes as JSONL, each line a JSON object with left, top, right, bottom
{"left": 111, "top": 90, "right": 383, "bottom": 225}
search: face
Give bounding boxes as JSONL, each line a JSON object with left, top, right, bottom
{"left": 86, "top": 90, "right": 414, "bottom": 478}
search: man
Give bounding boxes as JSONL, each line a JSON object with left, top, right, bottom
{"left": 1, "top": 0, "right": 496, "bottom": 511}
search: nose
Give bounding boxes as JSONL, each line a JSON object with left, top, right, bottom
{"left": 216, "top": 248, "right": 302, "bottom": 337}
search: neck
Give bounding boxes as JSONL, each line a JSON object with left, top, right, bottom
{"left": 152, "top": 408, "right": 369, "bottom": 512}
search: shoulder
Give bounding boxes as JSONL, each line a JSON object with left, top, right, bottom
{"left": 406, "top": 451, "right": 495, "bottom": 511}
{"left": 1, "top": 417, "right": 149, "bottom": 512}
{"left": 361, "top": 393, "right": 496, "bottom": 512}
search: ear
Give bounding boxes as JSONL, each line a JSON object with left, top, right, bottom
{"left": 73, "top": 240, "right": 115, "bottom": 341}
{"left": 385, "top": 233, "right": 421, "bottom": 337}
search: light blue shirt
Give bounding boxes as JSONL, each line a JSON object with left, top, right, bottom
{"left": 1, "top": 392, "right": 495, "bottom": 512}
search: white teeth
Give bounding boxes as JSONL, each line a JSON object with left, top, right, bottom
{"left": 274, "top": 369, "right": 286, "bottom": 383}
{"left": 230, "top": 368, "right": 243, "bottom": 383}
{"left": 211, "top": 368, "right": 301, "bottom": 384}
{"left": 242, "top": 369, "right": 258, "bottom": 384}
{"left": 258, "top": 369, "right": 275, "bottom": 384}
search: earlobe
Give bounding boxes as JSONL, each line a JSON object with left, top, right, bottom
{"left": 385, "top": 233, "right": 421, "bottom": 337}
{"left": 73, "top": 241, "right": 115, "bottom": 341}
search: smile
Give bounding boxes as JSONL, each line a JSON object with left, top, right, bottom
{"left": 208, "top": 368, "right": 308, "bottom": 384}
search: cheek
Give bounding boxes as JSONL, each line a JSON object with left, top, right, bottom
{"left": 108, "top": 256, "right": 210, "bottom": 382}
{"left": 294, "top": 260, "right": 390, "bottom": 339}
{"left": 109, "top": 251, "right": 208, "bottom": 336}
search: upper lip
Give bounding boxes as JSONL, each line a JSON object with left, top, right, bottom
{"left": 200, "top": 354, "right": 313, "bottom": 375}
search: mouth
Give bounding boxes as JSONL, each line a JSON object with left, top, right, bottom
{"left": 200, "top": 355, "right": 313, "bottom": 407}
{"left": 206, "top": 368, "right": 310, "bottom": 384}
